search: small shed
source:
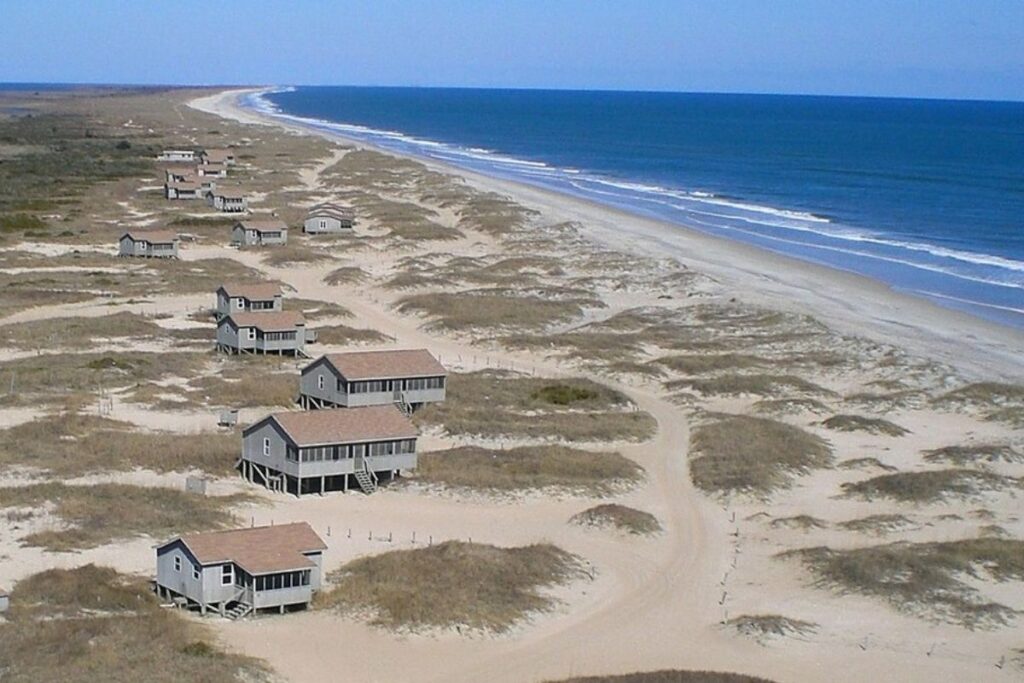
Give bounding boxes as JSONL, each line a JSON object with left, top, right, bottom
{"left": 119, "top": 230, "right": 180, "bottom": 258}
{"left": 209, "top": 189, "right": 248, "bottom": 213}
{"left": 303, "top": 202, "right": 355, "bottom": 234}
{"left": 230, "top": 219, "right": 288, "bottom": 247}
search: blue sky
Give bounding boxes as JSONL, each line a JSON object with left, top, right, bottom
{"left": 1, "top": 1, "right": 1022, "bottom": 100}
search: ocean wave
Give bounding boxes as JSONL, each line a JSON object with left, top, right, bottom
{"left": 246, "top": 88, "right": 1024, "bottom": 307}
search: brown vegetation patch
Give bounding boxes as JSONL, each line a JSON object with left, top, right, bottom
{"left": 414, "top": 370, "right": 656, "bottom": 442}
{"left": 838, "top": 514, "right": 919, "bottom": 535}
{"left": 319, "top": 541, "right": 584, "bottom": 632}
{"left": 667, "top": 374, "right": 833, "bottom": 398}
{"left": 0, "top": 565, "right": 268, "bottom": 682}
{"left": 752, "top": 397, "right": 832, "bottom": 416}
{"left": 396, "top": 289, "right": 587, "bottom": 331}
{"left": 324, "top": 266, "right": 368, "bottom": 285}
{"left": 689, "top": 415, "right": 832, "bottom": 497}
{"left": 570, "top": 504, "right": 661, "bottom": 535}
{"left": 314, "top": 323, "right": 389, "bottom": 345}
{"left": 842, "top": 469, "right": 1017, "bottom": 503}
{"left": 784, "top": 538, "right": 1024, "bottom": 627}
{"left": 770, "top": 515, "right": 828, "bottom": 531}
{"left": 821, "top": 414, "right": 909, "bottom": 436}
{"left": 726, "top": 614, "right": 817, "bottom": 644}
{"left": 923, "top": 443, "right": 1024, "bottom": 466}
{"left": 0, "top": 412, "right": 238, "bottom": 476}
{"left": 414, "top": 445, "right": 641, "bottom": 494}
{"left": 0, "top": 483, "right": 250, "bottom": 551}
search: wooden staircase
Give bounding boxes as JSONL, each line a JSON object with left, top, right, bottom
{"left": 394, "top": 391, "right": 413, "bottom": 417}
{"left": 225, "top": 601, "right": 252, "bottom": 620}
{"left": 353, "top": 463, "right": 378, "bottom": 494}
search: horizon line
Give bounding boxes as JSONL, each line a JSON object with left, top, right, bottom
{"left": 1, "top": 80, "right": 1022, "bottom": 105}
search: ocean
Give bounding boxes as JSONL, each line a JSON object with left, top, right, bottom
{"left": 252, "top": 86, "right": 1024, "bottom": 329}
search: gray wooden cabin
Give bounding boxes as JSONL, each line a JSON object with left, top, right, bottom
{"left": 231, "top": 219, "right": 289, "bottom": 247}
{"left": 299, "top": 349, "right": 446, "bottom": 414}
{"left": 165, "top": 180, "right": 204, "bottom": 200}
{"left": 119, "top": 230, "right": 180, "bottom": 258}
{"left": 158, "top": 150, "right": 196, "bottom": 162}
{"left": 303, "top": 202, "right": 355, "bottom": 234}
{"left": 240, "top": 405, "right": 418, "bottom": 495}
{"left": 216, "top": 282, "right": 284, "bottom": 319}
{"left": 217, "top": 311, "right": 307, "bottom": 356}
{"left": 197, "top": 162, "right": 228, "bottom": 178}
{"left": 155, "top": 522, "right": 326, "bottom": 619}
{"left": 209, "top": 189, "right": 248, "bottom": 213}
{"left": 201, "top": 148, "right": 237, "bottom": 166}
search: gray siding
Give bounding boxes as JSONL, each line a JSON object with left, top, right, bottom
{"left": 119, "top": 236, "right": 178, "bottom": 258}
{"left": 241, "top": 419, "right": 417, "bottom": 479}
{"left": 299, "top": 358, "right": 446, "bottom": 409}
{"left": 231, "top": 226, "right": 288, "bottom": 246}
{"left": 215, "top": 291, "right": 283, "bottom": 318}
{"left": 217, "top": 319, "right": 305, "bottom": 355}
{"left": 156, "top": 541, "right": 206, "bottom": 605}
{"left": 303, "top": 216, "right": 351, "bottom": 233}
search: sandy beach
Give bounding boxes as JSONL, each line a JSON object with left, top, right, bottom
{"left": 0, "top": 85, "right": 1022, "bottom": 683}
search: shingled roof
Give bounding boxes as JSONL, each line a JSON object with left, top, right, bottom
{"left": 121, "top": 230, "right": 179, "bottom": 243}
{"left": 171, "top": 522, "right": 326, "bottom": 575}
{"left": 225, "top": 310, "right": 304, "bottom": 331}
{"left": 219, "top": 282, "right": 283, "bottom": 301}
{"left": 318, "top": 349, "right": 446, "bottom": 381}
{"left": 257, "top": 405, "right": 417, "bottom": 446}
{"left": 236, "top": 219, "right": 287, "bottom": 232}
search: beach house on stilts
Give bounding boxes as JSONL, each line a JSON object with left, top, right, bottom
{"left": 240, "top": 406, "right": 418, "bottom": 495}
{"left": 298, "top": 349, "right": 446, "bottom": 414}
{"left": 154, "top": 522, "right": 326, "bottom": 619}
{"left": 215, "top": 282, "right": 284, "bottom": 319}
{"left": 216, "top": 311, "right": 308, "bottom": 356}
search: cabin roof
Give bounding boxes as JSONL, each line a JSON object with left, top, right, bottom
{"left": 170, "top": 522, "right": 326, "bottom": 575}
{"left": 202, "top": 148, "right": 235, "bottom": 162}
{"left": 262, "top": 405, "right": 417, "bottom": 446}
{"left": 219, "top": 282, "right": 282, "bottom": 300}
{"left": 307, "top": 203, "right": 354, "bottom": 221}
{"left": 167, "top": 180, "right": 201, "bottom": 190}
{"left": 121, "top": 229, "right": 178, "bottom": 243}
{"left": 235, "top": 219, "right": 287, "bottom": 232}
{"left": 318, "top": 349, "right": 446, "bottom": 381}
{"left": 226, "top": 310, "right": 304, "bottom": 331}
{"left": 214, "top": 189, "right": 247, "bottom": 200}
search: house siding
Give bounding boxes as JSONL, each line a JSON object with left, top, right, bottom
{"left": 156, "top": 541, "right": 206, "bottom": 605}
{"left": 298, "top": 359, "right": 446, "bottom": 409}
{"left": 303, "top": 216, "right": 351, "bottom": 233}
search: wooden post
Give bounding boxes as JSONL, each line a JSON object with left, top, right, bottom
{"left": 320, "top": 475, "right": 325, "bottom": 496}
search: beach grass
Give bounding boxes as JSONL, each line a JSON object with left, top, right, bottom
{"left": 688, "top": 415, "right": 832, "bottom": 497}
{"left": 725, "top": 614, "right": 818, "bottom": 643}
{"left": 396, "top": 289, "right": 585, "bottom": 331}
{"left": 413, "top": 370, "right": 657, "bottom": 442}
{"left": 319, "top": 541, "right": 584, "bottom": 632}
{"left": 569, "top": 504, "right": 662, "bottom": 535}
{"left": 922, "top": 443, "right": 1024, "bottom": 465}
{"left": 821, "top": 414, "right": 910, "bottom": 436}
{"left": 783, "top": 538, "right": 1024, "bottom": 627}
{"left": 0, "top": 483, "right": 251, "bottom": 551}
{"left": 413, "top": 445, "right": 642, "bottom": 495}
{"left": 546, "top": 672, "right": 778, "bottom": 683}
{"left": 0, "top": 565, "right": 268, "bottom": 682}
{"left": 840, "top": 469, "right": 1016, "bottom": 503}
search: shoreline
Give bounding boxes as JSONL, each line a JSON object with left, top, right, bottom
{"left": 191, "top": 88, "right": 1024, "bottom": 382}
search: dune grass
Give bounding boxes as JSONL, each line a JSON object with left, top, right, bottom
{"left": 688, "top": 415, "right": 832, "bottom": 497}
{"left": 0, "top": 311, "right": 179, "bottom": 350}
{"left": 570, "top": 504, "right": 662, "bottom": 535}
{"left": 666, "top": 374, "right": 832, "bottom": 398}
{"left": 821, "top": 414, "right": 910, "bottom": 436}
{"left": 726, "top": 614, "right": 817, "bottom": 643}
{"left": 653, "top": 354, "right": 768, "bottom": 375}
{"left": 314, "top": 323, "right": 389, "bottom": 345}
{"left": 752, "top": 397, "right": 832, "bottom": 416}
{"left": 923, "top": 443, "right": 1024, "bottom": 465}
{"left": 413, "top": 370, "right": 657, "bottom": 442}
{"left": 0, "top": 351, "right": 210, "bottom": 407}
{"left": 324, "top": 266, "right": 367, "bottom": 285}
{"left": 396, "top": 289, "right": 585, "bottom": 331}
{"left": 784, "top": 538, "right": 1024, "bottom": 627}
{"left": 838, "top": 514, "right": 918, "bottom": 535}
{"left": 0, "top": 412, "right": 239, "bottom": 476}
{"left": 841, "top": 469, "right": 1016, "bottom": 503}
{"left": 319, "top": 541, "right": 584, "bottom": 632}
{"left": 0, "top": 483, "right": 250, "bottom": 551}
{"left": 0, "top": 565, "right": 268, "bottom": 683}
{"left": 287, "top": 297, "right": 352, "bottom": 320}
{"left": 769, "top": 515, "right": 829, "bottom": 531}
{"left": 837, "top": 457, "right": 898, "bottom": 472}
{"left": 413, "top": 445, "right": 642, "bottom": 494}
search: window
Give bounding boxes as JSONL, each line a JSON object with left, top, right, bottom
{"left": 263, "top": 437, "right": 270, "bottom": 457}
{"left": 234, "top": 297, "right": 244, "bottom": 309}
{"left": 246, "top": 327, "right": 256, "bottom": 341}
{"left": 174, "top": 556, "right": 182, "bottom": 572}
{"left": 192, "top": 565, "right": 200, "bottom": 581}
{"left": 139, "top": 241, "right": 147, "bottom": 251}
{"left": 222, "top": 564, "right": 233, "bottom": 585}
{"left": 317, "top": 374, "right": 324, "bottom": 390}
{"left": 319, "top": 219, "right": 326, "bottom": 230}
